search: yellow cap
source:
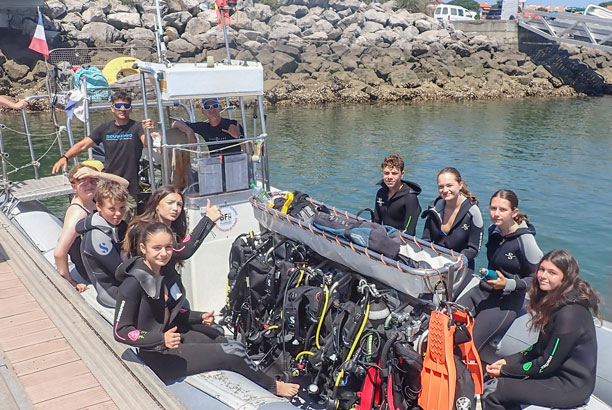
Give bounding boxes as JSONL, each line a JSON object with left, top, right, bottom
{"left": 81, "top": 159, "right": 104, "bottom": 172}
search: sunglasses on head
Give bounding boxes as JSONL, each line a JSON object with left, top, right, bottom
{"left": 113, "top": 103, "right": 132, "bottom": 110}
{"left": 203, "top": 103, "right": 220, "bottom": 110}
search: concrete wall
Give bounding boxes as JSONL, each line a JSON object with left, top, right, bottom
{"left": 452, "top": 20, "right": 518, "bottom": 50}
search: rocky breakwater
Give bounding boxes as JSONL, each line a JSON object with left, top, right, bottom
{"left": 2, "top": 0, "right": 612, "bottom": 104}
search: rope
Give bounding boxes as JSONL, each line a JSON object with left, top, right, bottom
{"left": 0, "top": 124, "right": 60, "bottom": 138}
{"left": 5, "top": 133, "right": 61, "bottom": 175}
{"left": 169, "top": 133, "right": 267, "bottom": 156}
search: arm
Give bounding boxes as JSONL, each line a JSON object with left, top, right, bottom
{"left": 461, "top": 206, "right": 484, "bottom": 262}
{"left": 114, "top": 279, "right": 165, "bottom": 350}
{"left": 421, "top": 214, "right": 433, "bottom": 242}
{"left": 222, "top": 121, "right": 249, "bottom": 153}
{"left": 0, "top": 96, "right": 27, "bottom": 110}
{"left": 140, "top": 119, "right": 155, "bottom": 146}
{"left": 172, "top": 200, "right": 221, "bottom": 260}
{"left": 52, "top": 137, "right": 96, "bottom": 174}
{"left": 53, "top": 206, "right": 88, "bottom": 292}
{"left": 73, "top": 166, "right": 129, "bottom": 187}
{"left": 499, "top": 234, "right": 543, "bottom": 294}
{"left": 403, "top": 195, "right": 421, "bottom": 236}
{"left": 501, "top": 305, "right": 585, "bottom": 378}
{"left": 172, "top": 120, "right": 197, "bottom": 144}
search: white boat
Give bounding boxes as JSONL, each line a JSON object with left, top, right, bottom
{"left": 584, "top": 4, "right": 612, "bottom": 19}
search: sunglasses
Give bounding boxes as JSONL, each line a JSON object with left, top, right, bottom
{"left": 203, "top": 103, "right": 220, "bottom": 110}
{"left": 113, "top": 103, "right": 132, "bottom": 110}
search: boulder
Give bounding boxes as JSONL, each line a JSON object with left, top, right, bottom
{"left": 107, "top": 12, "right": 142, "bottom": 30}
{"left": 269, "top": 23, "right": 301, "bottom": 40}
{"left": 272, "top": 52, "right": 298, "bottom": 76}
{"left": 414, "top": 18, "right": 434, "bottom": 33}
{"left": 363, "top": 21, "right": 384, "bottom": 33}
{"left": 166, "top": 27, "right": 180, "bottom": 41}
{"left": 141, "top": 14, "right": 156, "bottom": 29}
{"left": 304, "top": 31, "right": 328, "bottom": 41}
{"left": 63, "top": 0, "right": 84, "bottom": 13}
{"left": 185, "top": 16, "right": 212, "bottom": 36}
{"left": 338, "top": 11, "right": 364, "bottom": 28}
{"left": 388, "top": 68, "right": 420, "bottom": 88}
{"left": 78, "top": 22, "right": 122, "bottom": 46}
{"left": 82, "top": 7, "right": 106, "bottom": 24}
{"left": 418, "top": 29, "right": 450, "bottom": 45}
{"left": 322, "top": 9, "right": 341, "bottom": 25}
{"left": 168, "top": 38, "right": 197, "bottom": 56}
{"left": 448, "top": 41, "right": 471, "bottom": 57}
{"left": 269, "top": 14, "right": 297, "bottom": 27}
{"left": 199, "top": 9, "right": 220, "bottom": 26}
{"left": 244, "top": 3, "right": 274, "bottom": 22}
{"left": 63, "top": 12, "right": 84, "bottom": 31}
{"left": 167, "top": 0, "right": 200, "bottom": 14}
{"left": 378, "top": 29, "right": 400, "bottom": 44}
{"left": 243, "top": 40, "right": 262, "bottom": 54}
{"left": 532, "top": 65, "right": 551, "bottom": 79}
{"left": 46, "top": 0, "right": 67, "bottom": 19}
{"left": 313, "top": 19, "right": 333, "bottom": 33}
{"left": 340, "top": 54, "right": 358, "bottom": 71}
{"left": 4, "top": 60, "right": 29, "bottom": 82}
{"left": 163, "top": 11, "right": 192, "bottom": 32}
{"left": 364, "top": 9, "right": 389, "bottom": 26}
{"left": 388, "top": 10, "right": 410, "bottom": 29}
{"left": 296, "top": 14, "right": 318, "bottom": 31}
{"left": 329, "top": 0, "right": 361, "bottom": 11}
{"left": 278, "top": 4, "right": 309, "bottom": 18}
{"left": 124, "top": 28, "right": 155, "bottom": 43}
{"left": 196, "top": 29, "right": 227, "bottom": 49}
{"left": 411, "top": 42, "right": 430, "bottom": 57}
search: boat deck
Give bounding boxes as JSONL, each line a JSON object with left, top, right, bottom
{"left": 0, "top": 212, "right": 185, "bottom": 410}
{"left": 0, "top": 255, "right": 116, "bottom": 409}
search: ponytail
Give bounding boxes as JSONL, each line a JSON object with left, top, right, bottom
{"left": 437, "top": 167, "right": 478, "bottom": 205}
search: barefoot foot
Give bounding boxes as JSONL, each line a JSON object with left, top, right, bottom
{"left": 275, "top": 381, "right": 300, "bottom": 397}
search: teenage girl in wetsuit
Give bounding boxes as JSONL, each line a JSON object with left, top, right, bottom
{"left": 123, "top": 184, "right": 222, "bottom": 259}
{"left": 457, "top": 189, "right": 543, "bottom": 359}
{"left": 421, "top": 167, "right": 483, "bottom": 297}
{"left": 483, "top": 249, "right": 600, "bottom": 410}
{"left": 113, "top": 222, "right": 300, "bottom": 397}
{"left": 54, "top": 162, "right": 128, "bottom": 292}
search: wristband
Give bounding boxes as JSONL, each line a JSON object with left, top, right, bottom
{"left": 61, "top": 154, "right": 69, "bottom": 161}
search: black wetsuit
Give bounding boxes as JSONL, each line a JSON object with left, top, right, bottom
{"left": 76, "top": 212, "right": 127, "bottom": 307}
{"left": 186, "top": 119, "right": 244, "bottom": 155}
{"left": 125, "top": 215, "right": 216, "bottom": 259}
{"left": 66, "top": 203, "right": 91, "bottom": 282}
{"left": 373, "top": 179, "right": 422, "bottom": 236}
{"left": 113, "top": 257, "right": 277, "bottom": 392}
{"left": 483, "top": 293, "right": 597, "bottom": 410}
{"left": 421, "top": 196, "right": 483, "bottom": 270}
{"left": 457, "top": 222, "right": 542, "bottom": 356}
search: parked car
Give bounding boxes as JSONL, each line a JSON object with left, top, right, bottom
{"left": 434, "top": 5, "right": 476, "bottom": 21}
{"left": 486, "top": 8, "right": 502, "bottom": 19}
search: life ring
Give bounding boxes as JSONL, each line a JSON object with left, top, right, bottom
{"left": 101, "top": 57, "right": 141, "bottom": 84}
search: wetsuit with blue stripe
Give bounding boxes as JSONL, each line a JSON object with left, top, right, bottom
{"left": 457, "top": 221, "right": 543, "bottom": 357}
{"left": 113, "top": 257, "right": 278, "bottom": 392}
{"left": 483, "top": 294, "right": 597, "bottom": 410}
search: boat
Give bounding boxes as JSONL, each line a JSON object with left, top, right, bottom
{"left": 1, "top": 2, "right": 611, "bottom": 410}
{"left": 584, "top": 4, "right": 612, "bottom": 19}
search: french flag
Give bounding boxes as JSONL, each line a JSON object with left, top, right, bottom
{"left": 28, "top": 10, "right": 49, "bottom": 59}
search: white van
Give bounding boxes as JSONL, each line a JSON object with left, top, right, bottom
{"left": 434, "top": 4, "right": 476, "bottom": 21}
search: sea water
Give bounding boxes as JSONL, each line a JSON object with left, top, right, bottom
{"left": 1, "top": 97, "right": 611, "bottom": 315}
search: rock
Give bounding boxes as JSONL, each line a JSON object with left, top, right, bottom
{"left": 31, "top": 60, "right": 47, "bottom": 79}
{"left": 272, "top": 52, "right": 298, "bottom": 75}
{"left": 78, "top": 22, "right": 122, "bottom": 46}
{"left": 196, "top": 29, "right": 227, "bottom": 49}
{"left": 313, "top": 19, "right": 333, "bottom": 33}
{"left": 109, "top": 0, "right": 133, "bottom": 13}
{"left": 322, "top": 9, "right": 341, "bottom": 24}
{"left": 320, "top": 60, "right": 343, "bottom": 73}
{"left": 269, "top": 23, "right": 301, "bottom": 40}
{"left": 256, "top": 48, "right": 275, "bottom": 65}
{"left": 296, "top": 14, "right": 318, "bottom": 31}
{"left": 532, "top": 65, "right": 551, "bottom": 79}
{"left": 199, "top": 9, "right": 220, "bottom": 26}
{"left": 168, "top": 38, "right": 197, "bottom": 56}
{"left": 363, "top": 21, "right": 384, "bottom": 33}
{"left": 278, "top": 4, "right": 309, "bottom": 18}
{"left": 264, "top": 79, "right": 282, "bottom": 91}
{"left": 141, "top": 13, "right": 156, "bottom": 29}
{"left": 449, "top": 41, "right": 471, "bottom": 57}
{"left": 329, "top": 0, "right": 361, "bottom": 11}
{"left": 167, "top": 0, "right": 200, "bottom": 14}
{"left": 411, "top": 42, "right": 430, "bottom": 57}
{"left": 124, "top": 28, "right": 155, "bottom": 43}
{"left": 185, "top": 16, "right": 212, "bottom": 36}
{"left": 340, "top": 54, "right": 358, "bottom": 71}
{"left": 389, "top": 10, "right": 410, "bottom": 29}
{"left": 464, "top": 64, "right": 485, "bottom": 78}
{"left": 82, "top": 7, "right": 106, "bottom": 24}
{"left": 63, "top": 0, "right": 84, "bottom": 13}
{"left": 4, "top": 60, "right": 30, "bottom": 82}
{"left": 338, "top": 87, "right": 370, "bottom": 102}
{"left": 414, "top": 19, "right": 434, "bottom": 33}
{"left": 338, "top": 11, "right": 364, "bottom": 28}
{"left": 62, "top": 12, "right": 84, "bottom": 31}
{"left": 404, "top": 25, "right": 420, "bottom": 38}
{"left": 164, "top": 11, "right": 192, "bottom": 32}
{"left": 304, "top": 31, "right": 328, "bottom": 41}
{"left": 46, "top": 0, "right": 67, "bottom": 19}
{"left": 232, "top": 17, "right": 253, "bottom": 31}
{"left": 243, "top": 40, "right": 262, "bottom": 54}
{"left": 379, "top": 29, "right": 400, "bottom": 44}
{"left": 166, "top": 27, "right": 180, "bottom": 41}
{"left": 244, "top": 3, "right": 274, "bottom": 22}
{"left": 418, "top": 29, "right": 451, "bottom": 45}
{"left": 269, "top": 14, "right": 297, "bottom": 27}
{"left": 107, "top": 12, "right": 141, "bottom": 30}
{"left": 388, "top": 68, "right": 421, "bottom": 88}
{"left": 364, "top": 9, "right": 389, "bottom": 26}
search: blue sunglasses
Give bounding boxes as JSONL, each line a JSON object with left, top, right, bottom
{"left": 203, "top": 103, "right": 220, "bottom": 110}
{"left": 113, "top": 103, "right": 132, "bottom": 110}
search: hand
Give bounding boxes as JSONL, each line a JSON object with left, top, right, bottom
{"left": 222, "top": 123, "right": 241, "bottom": 139}
{"left": 142, "top": 118, "right": 154, "bottom": 130}
{"left": 75, "top": 283, "right": 88, "bottom": 293}
{"left": 202, "top": 311, "right": 215, "bottom": 326}
{"left": 52, "top": 157, "right": 68, "bottom": 174}
{"left": 164, "top": 326, "right": 181, "bottom": 349}
{"left": 14, "top": 100, "right": 28, "bottom": 110}
{"left": 73, "top": 166, "right": 98, "bottom": 180}
{"left": 205, "top": 199, "right": 222, "bottom": 223}
{"left": 486, "top": 270, "right": 506, "bottom": 290}
{"left": 486, "top": 359, "right": 506, "bottom": 377}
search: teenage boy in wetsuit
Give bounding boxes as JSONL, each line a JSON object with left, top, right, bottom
{"left": 373, "top": 154, "right": 422, "bottom": 236}
{"left": 171, "top": 97, "right": 250, "bottom": 155}
{"left": 77, "top": 181, "right": 128, "bottom": 308}
{"left": 51, "top": 90, "right": 154, "bottom": 220}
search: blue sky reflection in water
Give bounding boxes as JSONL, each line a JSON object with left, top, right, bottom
{"left": 1, "top": 97, "right": 611, "bottom": 316}
{"left": 265, "top": 97, "right": 612, "bottom": 316}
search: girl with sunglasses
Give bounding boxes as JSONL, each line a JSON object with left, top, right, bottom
{"left": 54, "top": 162, "right": 128, "bottom": 292}
{"left": 114, "top": 222, "right": 300, "bottom": 397}
{"left": 483, "top": 250, "right": 600, "bottom": 410}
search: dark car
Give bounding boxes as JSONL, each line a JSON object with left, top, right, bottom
{"left": 486, "top": 8, "right": 502, "bottom": 19}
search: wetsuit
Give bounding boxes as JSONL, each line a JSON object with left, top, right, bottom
{"left": 66, "top": 203, "right": 91, "bottom": 282}
{"left": 483, "top": 293, "right": 597, "bottom": 410}
{"left": 457, "top": 221, "right": 542, "bottom": 357}
{"left": 125, "top": 215, "right": 216, "bottom": 259}
{"left": 76, "top": 212, "right": 127, "bottom": 307}
{"left": 113, "top": 257, "right": 278, "bottom": 392}
{"left": 373, "top": 179, "right": 422, "bottom": 236}
{"left": 421, "top": 196, "right": 483, "bottom": 270}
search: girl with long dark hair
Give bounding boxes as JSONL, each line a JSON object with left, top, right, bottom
{"left": 483, "top": 249, "right": 600, "bottom": 409}
{"left": 114, "top": 222, "right": 300, "bottom": 397}
{"left": 123, "top": 184, "right": 222, "bottom": 259}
